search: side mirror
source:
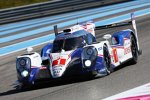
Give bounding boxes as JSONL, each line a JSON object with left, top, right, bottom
{"left": 103, "top": 34, "right": 112, "bottom": 40}
{"left": 26, "top": 47, "right": 33, "bottom": 53}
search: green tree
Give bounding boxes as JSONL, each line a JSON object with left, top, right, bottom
{"left": 0, "top": 0, "right": 48, "bottom": 9}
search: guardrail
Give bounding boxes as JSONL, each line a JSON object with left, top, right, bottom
{"left": 0, "top": 0, "right": 130, "bottom": 25}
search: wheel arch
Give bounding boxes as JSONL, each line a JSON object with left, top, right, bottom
{"left": 130, "top": 31, "right": 137, "bottom": 43}
{"left": 41, "top": 43, "right": 53, "bottom": 57}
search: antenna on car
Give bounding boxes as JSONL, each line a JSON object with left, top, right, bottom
{"left": 26, "top": 47, "right": 33, "bottom": 54}
{"left": 54, "top": 25, "right": 58, "bottom": 36}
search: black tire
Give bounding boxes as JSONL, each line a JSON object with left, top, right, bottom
{"left": 91, "top": 45, "right": 113, "bottom": 77}
{"left": 15, "top": 83, "right": 26, "bottom": 90}
{"left": 130, "top": 35, "right": 138, "bottom": 64}
{"left": 103, "top": 45, "right": 113, "bottom": 75}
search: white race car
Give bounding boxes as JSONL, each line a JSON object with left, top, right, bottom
{"left": 15, "top": 13, "right": 141, "bottom": 89}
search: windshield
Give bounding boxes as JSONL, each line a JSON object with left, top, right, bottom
{"left": 52, "top": 37, "right": 84, "bottom": 53}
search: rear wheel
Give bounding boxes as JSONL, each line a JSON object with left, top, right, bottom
{"left": 103, "top": 45, "right": 113, "bottom": 75}
{"left": 130, "top": 35, "right": 138, "bottom": 64}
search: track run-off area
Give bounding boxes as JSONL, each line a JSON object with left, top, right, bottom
{"left": 0, "top": 0, "right": 150, "bottom": 100}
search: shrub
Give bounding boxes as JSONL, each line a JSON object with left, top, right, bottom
{"left": 0, "top": 0, "right": 48, "bottom": 9}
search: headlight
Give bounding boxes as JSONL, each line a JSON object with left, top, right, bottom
{"left": 81, "top": 46, "right": 98, "bottom": 68}
{"left": 84, "top": 60, "right": 91, "bottom": 67}
{"left": 21, "top": 70, "right": 29, "bottom": 77}
{"left": 16, "top": 57, "right": 31, "bottom": 74}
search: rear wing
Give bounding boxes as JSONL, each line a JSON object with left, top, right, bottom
{"left": 95, "top": 13, "right": 141, "bottom": 54}
{"left": 95, "top": 21, "right": 132, "bottom": 30}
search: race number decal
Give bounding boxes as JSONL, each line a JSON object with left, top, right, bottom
{"left": 52, "top": 60, "right": 58, "bottom": 66}
{"left": 52, "top": 58, "right": 66, "bottom": 66}
{"left": 60, "top": 59, "right": 66, "bottom": 65}
{"left": 113, "top": 48, "right": 118, "bottom": 63}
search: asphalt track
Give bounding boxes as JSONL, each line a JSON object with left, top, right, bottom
{"left": 0, "top": 13, "right": 150, "bottom": 100}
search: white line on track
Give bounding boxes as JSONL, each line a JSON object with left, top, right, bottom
{"left": 103, "top": 83, "right": 150, "bottom": 100}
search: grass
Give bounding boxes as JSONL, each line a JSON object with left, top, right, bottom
{"left": 0, "top": 0, "right": 49, "bottom": 9}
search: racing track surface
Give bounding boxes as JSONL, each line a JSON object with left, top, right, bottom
{"left": 0, "top": 14, "right": 150, "bottom": 100}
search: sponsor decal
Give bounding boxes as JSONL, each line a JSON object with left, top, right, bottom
{"left": 124, "top": 40, "right": 130, "bottom": 46}
{"left": 31, "top": 66, "right": 37, "bottom": 68}
{"left": 98, "top": 47, "right": 102, "bottom": 51}
{"left": 124, "top": 38, "right": 129, "bottom": 40}
{"left": 53, "top": 67, "right": 62, "bottom": 76}
{"left": 40, "top": 66, "right": 47, "bottom": 70}
{"left": 112, "top": 46, "right": 124, "bottom": 49}
{"left": 124, "top": 47, "right": 131, "bottom": 55}
{"left": 98, "top": 54, "right": 103, "bottom": 57}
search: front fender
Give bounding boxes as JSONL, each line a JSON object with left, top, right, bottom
{"left": 41, "top": 43, "right": 53, "bottom": 60}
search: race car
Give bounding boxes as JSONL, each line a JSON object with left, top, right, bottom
{"left": 15, "top": 13, "right": 141, "bottom": 89}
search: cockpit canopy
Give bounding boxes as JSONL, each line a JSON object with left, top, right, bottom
{"left": 52, "top": 36, "right": 85, "bottom": 53}
{"left": 52, "top": 30, "right": 96, "bottom": 53}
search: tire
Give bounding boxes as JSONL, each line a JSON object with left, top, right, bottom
{"left": 15, "top": 83, "right": 26, "bottom": 90}
{"left": 92, "top": 45, "right": 113, "bottom": 77}
{"left": 130, "top": 35, "right": 138, "bottom": 64}
{"left": 15, "top": 80, "right": 32, "bottom": 90}
{"left": 103, "top": 45, "right": 113, "bottom": 75}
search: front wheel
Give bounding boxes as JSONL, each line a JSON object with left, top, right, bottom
{"left": 93, "top": 45, "right": 113, "bottom": 77}
{"left": 15, "top": 83, "right": 27, "bottom": 90}
{"left": 14, "top": 80, "right": 32, "bottom": 90}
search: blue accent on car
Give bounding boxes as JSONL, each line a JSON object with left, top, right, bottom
{"left": 70, "top": 48, "right": 83, "bottom": 59}
{"left": 28, "top": 68, "right": 39, "bottom": 83}
{"left": 41, "top": 43, "right": 53, "bottom": 57}
{"left": 80, "top": 56, "right": 108, "bottom": 75}
{"left": 41, "top": 30, "right": 96, "bottom": 59}
{"left": 112, "top": 30, "right": 132, "bottom": 46}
